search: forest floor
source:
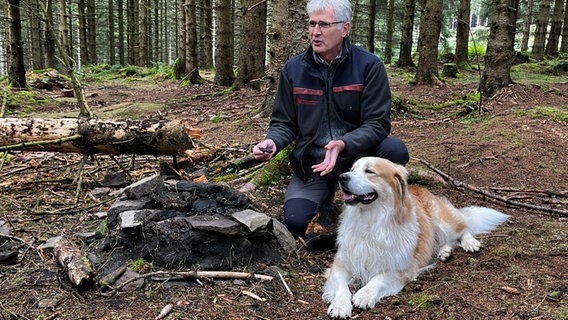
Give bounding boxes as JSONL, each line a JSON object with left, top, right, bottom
{"left": 0, "top": 67, "right": 567, "bottom": 320}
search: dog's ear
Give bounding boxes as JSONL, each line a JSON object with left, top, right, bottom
{"left": 393, "top": 165, "right": 409, "bottom": 201}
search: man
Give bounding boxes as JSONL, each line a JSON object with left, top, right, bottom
{"left": 253, "top": 0, "right": 409, "bottom": 236}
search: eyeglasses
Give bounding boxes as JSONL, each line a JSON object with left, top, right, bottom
{"left": 308, "top": 20, "right": 346, "bottom": 30}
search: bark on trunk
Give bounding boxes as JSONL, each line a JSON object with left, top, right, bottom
{"left": 0, "top": 118, "right": 202, "bottom": 155}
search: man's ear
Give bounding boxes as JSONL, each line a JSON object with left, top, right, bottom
{"left": 342, "top": 21, "right": 351, "bottom": 37}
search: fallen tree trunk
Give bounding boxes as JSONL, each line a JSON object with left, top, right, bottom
{"left": 0, "top": 118, "right": 203, "bottom": 155}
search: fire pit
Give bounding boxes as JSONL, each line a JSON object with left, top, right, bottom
{"left": 88, "top": 175, "right": 295, "bottom": 278}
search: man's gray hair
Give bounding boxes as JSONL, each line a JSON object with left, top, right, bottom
{"left": 307, "top": 0, "right": 353, "bottom": 22}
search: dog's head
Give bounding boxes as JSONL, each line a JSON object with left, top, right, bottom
{"left": 339, "top": 157, "right": 409, "bottom": 208}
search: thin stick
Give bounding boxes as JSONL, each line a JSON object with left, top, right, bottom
{"left": 110, "top": 270, "right": 273, "bottom": 293}
{"left": 416, "top": 158, "right": 568, "bottom": 216}
{"left": 277, "top": 271, "right": 293, "bottom": 296}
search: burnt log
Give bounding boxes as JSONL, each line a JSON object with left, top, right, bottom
{"left": 0, "top": 118, "right": 203, "bottom": 155}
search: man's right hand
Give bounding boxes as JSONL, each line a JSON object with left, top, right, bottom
{"left": 253, "top": 139, "right": 277, "bottom": 161}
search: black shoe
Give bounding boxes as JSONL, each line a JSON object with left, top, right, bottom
{"left": 304, "top": 211, "right": 337, "bottom": 251}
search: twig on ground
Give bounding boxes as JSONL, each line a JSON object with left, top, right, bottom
{"left": 109, "top": 270, "right": 273, "bottom": 293}
{"left": 416, "top": 158, "right": 568, "bottom": 216}
{"left": 277, "top": 271, "right": 293, "bottom": 296}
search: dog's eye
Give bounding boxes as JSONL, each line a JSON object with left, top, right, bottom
{"left": 365, "top": 168, "right": 375, "bottom": 175}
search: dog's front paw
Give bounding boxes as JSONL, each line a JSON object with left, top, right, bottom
{"left": 327, "top": 295, "right": 353, "bottom": 319}
{"left": 438, "top": 245, "right": 453, "bottom": 261}
{"left": 460, "top": 234, "right": 481, "bottom": 252}
{"left": 352, "top": 286, "right": 379, "bottom": 310}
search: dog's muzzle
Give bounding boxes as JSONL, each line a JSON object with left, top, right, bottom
{"left": 339, "top": 173, "right": 378, "bottom": 205}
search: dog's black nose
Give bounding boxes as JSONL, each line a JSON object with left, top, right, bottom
{"left": 339, "top": 173, "right": 349, "bottom": 185}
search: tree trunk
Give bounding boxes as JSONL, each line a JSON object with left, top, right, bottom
{"left": 560, "top": 1, "right": 568, "bottom": 53}
{"left": 213, "top": 0, "right": 235, "bottom": 86}
{"left": 78, "top": 0, "right": 89, "bottom": 65}
{"left": 118, "top": 0, "right": 125, "bottom": 65}
{"left": 544, "top": 0, "right": 564, "bottom": 57}
{"left": 397, "top": 0, "right": 417, "bottom": 68}
{"left": 384, "top": 0, "right": 395, "bottom": 64}
{"left": 233, "top": 0, "right": 267, "bottom": 90}
{"left": 455, "top": 0, "right": 471, "bottom": 67}
{"left": 58, "top": 0, "right": 72, "bottom": 69}
{"left": 199, "top": 0, "right": 214, "bottom": 69}
{"left": 153, "top": 0, "right": 159, "bottom": 61}
{"left": 6, "top": 0, "right": 27, "bottom": 88}
{"left": 479, "top": 0, "right": 519, "bottom": 98}
{"left": 44, "top": 0, "right": 57, "bottom": 68}
{"left": 0, "top": 118, "right": 202, "bottom": 155}
{"left": 139, "top": 0, "right": 148, "bottom": 66}
{"left": 532, "top": 0, "right": 551, "bottom": 60}
{"left": 416, "top": 0, "right": 443, "bottom": 84}
{"left": 29, "top": 0, "right": 44, "bottom": 70}
{"left": 87, "top": 0, "right": 97, "bottom": 63}
{"left": 520, "top": 0, "right": 534, "bottom": 51}
{"left": 367, "top": 0, "right": 376, "bottom": 53}
{"left": 108, "top": 0, "right": 116, "bottom": 65}
{"left": 263, "top": 0, "right": 307, "bottom": 115}
{"left": 127, "top": 0, "right": 139, "bottom": 65}
{"left": 561, "top": 0, "right": 568, "bottom": 53}
{"left": 351, "top": 0, "right": 359, "bottom": 44}
{"left": 186, "top": 0, "right": 203, "bottom": 83}
{"left": 175, "top": 0, "right": 187, "bottom": 78}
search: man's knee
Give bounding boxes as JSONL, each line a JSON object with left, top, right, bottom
{"left": 283, "top": 198, "right": 318, "bottom": 235}
{"left": 374, "top": 136, "right": 409, "bottom": 165}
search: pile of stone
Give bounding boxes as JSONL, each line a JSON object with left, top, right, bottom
{"left": 88, "top": 175, "right": 296, "bottom": 278}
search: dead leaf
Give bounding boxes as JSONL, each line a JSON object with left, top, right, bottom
{"left": 193, "top": 175, "right": 208, "bottom": 183}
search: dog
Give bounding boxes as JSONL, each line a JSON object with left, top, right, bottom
{"left": 322, "top": 157, "right": 509, "bottom": 319}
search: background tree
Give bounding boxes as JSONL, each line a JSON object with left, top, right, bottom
{"left": 6, "top": 0, "right": 26, "bottom": 88}
{"left": 175, "top": 0, "right": 187, "bottom": 78}
{"left": 416, "top": 0, "right": 443, "bottom": 84}
{"left": 383, "top": 0, "right": 395, "bottom": 64}
{"left": 532, "top": 0, "right": 551, "bottom": 60}
{"left": 213, "top": 0, "right": 234, "bottom": 86}
{"left": 87, "top": 0, "right": 96, "bottom": 63}
{"left": 44, "top": 0, "right": 57, "bottom": 68}
{"left": 198, "top": 0, "right": 214, "bottom": 69}
{"left": 561, "top": 0, "right": 568, "bottom": 52}
{"left": 108, "top": 0, "right": 116, "bottom": 65}
{"left": 28, "top": 0, "right": 44, "bottom": 70}
{"left": 264, "top": 0, "right": 307, "bottom": 113}
{"left": 396, "top": 0, "right": 417, "bottom": 68}
{"left": 480, "top": 0, "right": 519, "bottom": 97}
{"left": 139, "top": 0, "right": 148, "bottom": 66}
{"left": 455, "top": 0, "right": 471, "bottom": 67}
{"left": 544, "top": 0, "right": 565, "bottom": 57}
{"left": 117, "top": 0, "right": 125, "bottom": 65}
{"left": 58, "top": 0, "right": 72, "bottom": 69}
{"left": 186, "top": 0, "right": 203, "bottom": 83}
{"left": 351, "top": 0, "right": 360, "bottom": 44}
{"left": 520, "top": 0, "right": 534, "bottom": 51}
{"left": 127, "top": 0, "right": 139, "bottom": 65}
{"left": 78, "top": 0, "right": 89, "bottom": 65}
{"left": 367, "top": 0, "right": 376, "bottom": 53}
{"left": 233, "top": 0, "right": 267, "bottom": 90}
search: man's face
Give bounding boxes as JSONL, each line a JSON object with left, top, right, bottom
{"left": 308, "top": 7, "right": 350, "bottom": 63}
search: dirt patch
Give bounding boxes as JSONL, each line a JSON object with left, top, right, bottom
{"left": 0, "top": 74, "right": 566, "bottom": 319}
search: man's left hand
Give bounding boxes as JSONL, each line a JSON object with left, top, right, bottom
{"left": 312, "top": 140, "right": 345, "bottom": 176}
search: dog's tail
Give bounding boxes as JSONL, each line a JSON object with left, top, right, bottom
{"left": 459, "top": 206, "right": 510, "bottom": 235}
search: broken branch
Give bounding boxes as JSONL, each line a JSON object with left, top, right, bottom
{"left": 416, "top": 158, "right": 568, "bottom": 216}
{"left": 110, "top": 270, "right": 273, "bottom": 292}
